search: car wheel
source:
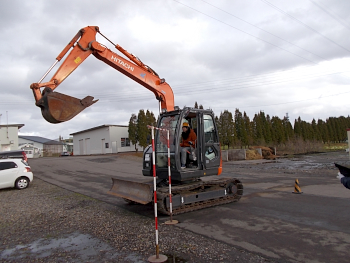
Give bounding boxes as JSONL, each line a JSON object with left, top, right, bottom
{"left": 15, "top": 177, "right": 29, "bottom": 189}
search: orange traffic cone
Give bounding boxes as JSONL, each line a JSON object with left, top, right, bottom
{"left": 293, "top": 179, "right": 303, "bottom": 194}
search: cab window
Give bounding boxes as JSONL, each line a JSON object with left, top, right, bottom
{"left": 203, "top": 114, "right": 218, "bottom": 143}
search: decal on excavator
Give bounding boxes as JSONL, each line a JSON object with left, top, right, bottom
{"left": 111, "top": 55, "right": 134, "bottom": 71}
{"left": 74, "top": 57, "right": 82, "bottom": 64}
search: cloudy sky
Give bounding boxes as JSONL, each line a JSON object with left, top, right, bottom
{"left": 1, "top": 0, "right": 350, "bottom": 140}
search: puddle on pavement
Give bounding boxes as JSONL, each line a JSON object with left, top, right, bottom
{"left": 0, "top": 232, "right": 144, "bottom": 262}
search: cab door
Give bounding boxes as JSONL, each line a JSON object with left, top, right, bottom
{"left": 202, "top": 114, "right": 221, "bottom": 171}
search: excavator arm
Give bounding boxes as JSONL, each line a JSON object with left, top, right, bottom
{"left": 30, "top": 26, "right": 175, "bottom": 123}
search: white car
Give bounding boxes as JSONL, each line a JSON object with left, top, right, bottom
{"left": 0, "top": 159, "right": 33, "bottom": 190}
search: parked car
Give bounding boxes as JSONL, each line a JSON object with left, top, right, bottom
{"left": 0, "top": 150, "right": 28, "bottom": 162}
{"left": 59, "top": 152, "right": 70, "bottom": 157}
{"left": 0, "top": 159, "right": 33, "bottom": 190}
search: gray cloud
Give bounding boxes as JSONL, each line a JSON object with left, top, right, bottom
{"left": 1, "top": 0, "right": 349, "bottom": 139}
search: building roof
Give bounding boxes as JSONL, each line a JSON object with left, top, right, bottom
{"left": 70, "top": 124, "right": 128, "bottom": 135}
{"left": 19, "top": 135, "right": 63, "bottom": 145}
{"left": 0, "top": 124, "right": 25, "bottom": 129}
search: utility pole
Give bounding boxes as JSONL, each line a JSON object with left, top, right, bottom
{"left": 6, "top": 111, "right": 9, "bottom": 138}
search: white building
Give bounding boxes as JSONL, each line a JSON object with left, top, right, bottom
{"left": 0, "top": 124, "right": 24, "bottom": 151}
{"left": 19, "top": 143, "right": 41, "bottom": 158}
{"left": 18, "top": 136, "right": 66, "bottom": 158}
{"left": 70, "top": 125, "right": 142, "bottom": 155}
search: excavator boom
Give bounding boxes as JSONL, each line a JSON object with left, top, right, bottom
{"left": 30, "top": 26, "right": 174, "bottom": 123}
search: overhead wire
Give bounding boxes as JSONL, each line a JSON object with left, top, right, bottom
{"left": 4, "top": 2, "right": 350, "bottom": 113}
{"left": 3, "top": 69, "right": 350, "bottom": 110}
{"left": 261, "top": 0, "right": 350, "bottom": 53}
{"left": 172, "top": 0, "right": 319, "bottom": 64}
{"left": 4, "top": 89, "right": 350, "bottom": 112}
{"left": 200, "top": 0, "right": 327, "bottom": 61}
{"left": 217, "top": 91, "right": 350, "bottom": 109}
{"left": 309, "top": 0, "right": 350, "bottom": 31}
{"left": 168, "top": 0, "right": 350, "bottom": 111}
{"left": 70, "top": 61, "right": 350, "bottom": 98}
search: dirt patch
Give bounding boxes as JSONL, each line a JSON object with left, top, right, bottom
{"left": 245, "top": 149, "right": 263, "bottom": 160}
{"left": 250, "top": 146, "right": 277, "bottom": 160}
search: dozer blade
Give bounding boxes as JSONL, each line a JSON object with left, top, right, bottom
{"left": 107, "top": 177, "right": 154, "bottom": 204}
{"left": 37, "top": 90, "right": 98, "bottom": 123}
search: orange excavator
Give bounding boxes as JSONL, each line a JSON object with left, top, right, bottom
{"left": 30, "top": 26, "right": 243, "bottom": 214}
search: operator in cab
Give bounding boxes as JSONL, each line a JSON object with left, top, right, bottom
{"left": 180, "top": 122, "right": 197, "bottom": 169}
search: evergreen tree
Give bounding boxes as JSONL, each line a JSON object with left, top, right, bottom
{"left": 218, "top": 110, "right": 234, "bottom": 148}
{"left": 234, "top": 109, "right": 247, "bottom": 147}
{"left": 333, "top": 117, "right": 343, "bottom": 142}
{"left": 294, "top": 117, "right": 302, "bottom": 138}
{"left": 128, "top": 114, "right": 138, "bottom": 151}
{"left": 252, "top": 111, "right": 272, "bottom": 145}
{"left": 338, "top": 116, "right": 349, "bottom": 141}
{"left": 327, "top": 117, "right": 336, "bottom": 142}
{"left": 252, "top": 113, "right": 264, "bottom": 145}
{"left": 300, "top": 120, "right": 308, "bottom": 140}
{"left": 263, "top": 113, "right": 272, "bottom": 143}
{"left": 311, "top": 119, "right": 322, "bottom": 141}
{"left": 146, "top": 110, "right": 157, "bottom": 128}
{"left": 137, "top": 109, "right": 148, "bottom": 149}
{"left": 317, "top": 119, "right": 328, "bottom": 143}
{"left": 243, "top": 112, "right": 253, "bottom": 146}
{"left": 194, "top": 102, "right": 203, "bottom": 109}
{"left": 130, "top": 107, "right": 350, "bottom": 152}
{"left": 282, "top": 116, "right": 294, "bottom": 142}
{"left": 271, "top": 116, "right": 284, "bottom": 144}
{"left": 146, "top": 109, "right": 157, "bottom": 144}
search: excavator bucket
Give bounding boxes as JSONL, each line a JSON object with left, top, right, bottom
{"left": 37, "top": 90, "right": 97, "bottom": 123}
{"left": 107, "top": 177, "right": 154, "bottom": 204}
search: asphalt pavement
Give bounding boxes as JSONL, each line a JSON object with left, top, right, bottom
{"left": 29, "top": 151, "right": 350, "bottom": 263}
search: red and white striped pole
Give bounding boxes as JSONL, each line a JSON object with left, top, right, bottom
{"left": 147, "top": 125, "right": 167, "bottom": 263}
{"left": 168, "top": 130, "right": 173, "bottom": 220}
{"left": 164, "top": 129, "right": 178, "bottom": 225}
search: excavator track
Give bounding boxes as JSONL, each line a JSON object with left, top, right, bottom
{"left": 156, "top": 177, "right": 243, "bottom": 215}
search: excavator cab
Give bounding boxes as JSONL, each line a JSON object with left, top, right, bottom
{"left": 142, "top": 107, "right": 222, "bottom": 181}
{"left": 109, "top": 107, "right": 243, "bottom": 213}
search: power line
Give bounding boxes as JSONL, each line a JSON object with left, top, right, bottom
{"left": 2, "top": 68, "right": 349, "bottom": 106}
{"left": 200, "top": 0, "right": 326, "bottom": 61}
{"left": 241, "top": 91, "right": 350, "bottom": 108}
{"left": 309, "top": 0, "right": 350, "bottom": 32}
{"left": 71, "top": 69, "right": 350, "bottom": 99}
{"left": 261, "top": 0, "right": 350, "bottom": 53}
{"left": 172, "top": 0, "right": 319, "bottom": 64}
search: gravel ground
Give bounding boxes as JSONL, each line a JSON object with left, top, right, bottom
{"left": 0, "top": 178, "right": 276, "bottom": 263}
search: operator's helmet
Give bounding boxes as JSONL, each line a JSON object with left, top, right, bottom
{"left": 182, "top": 122, "right": 189, "bottom": 128}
